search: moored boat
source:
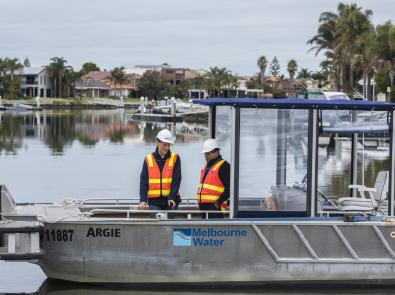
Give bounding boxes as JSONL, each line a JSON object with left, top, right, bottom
{"left": 2, "top": 98, "right": 395, "bottom": 285}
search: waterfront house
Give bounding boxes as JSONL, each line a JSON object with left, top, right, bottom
{"left": 74, "top": 78, "right": 110, "bottom": 98}
{"left": 281, "top": 79, "right": 305, "bottom": 97}
{"left": 19, "top": 67, "right": 52, "bottom": 97}
{"left": 131, "top": 64, "right": 198, "bottom": 85}
{"left": 80, "top": 71, "right": 140, "bottom": 98}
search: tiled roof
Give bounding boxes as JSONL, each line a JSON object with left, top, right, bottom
{"left": 83, "top": 71, "right": 111, "bottom": 80}
{"left": 265, "top": 76, "right": 281, "bottom": 82}
{"left": 75, "top": 79, "right": 110, "bottom": 89}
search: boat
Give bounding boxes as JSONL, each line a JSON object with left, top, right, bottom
{"left": 2, "top": 97, "right": 395, "bottom": 285}
{"left": 3, "top": 103, "right": 42, "bottom": 111}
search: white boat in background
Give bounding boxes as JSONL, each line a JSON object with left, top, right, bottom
{"left": 5, "top": 103, "right": 42, "bottom": 111}
{"left": 323, "top": 91, "right": 350, "bottom": 100}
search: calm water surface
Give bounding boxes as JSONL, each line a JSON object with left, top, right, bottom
{"left": 0, "top": 108, "right": 390, "bottom": 293}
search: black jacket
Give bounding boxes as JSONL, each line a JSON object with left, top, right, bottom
{"left": 200, "top": 155, "right": 230, "bottom": 204}
{"left": 139, "top": 148, "right": 182, "bottom": 206}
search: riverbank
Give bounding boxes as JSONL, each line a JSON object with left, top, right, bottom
{"left": 0, "top": 97, "right": 140, "bottom": 109}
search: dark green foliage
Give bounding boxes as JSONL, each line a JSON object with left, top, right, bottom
{"left": 139, "top": 70, "right": 168, "bottom": 100}
{"left": 269, "top": 57, "right": 280, "bottom": 77}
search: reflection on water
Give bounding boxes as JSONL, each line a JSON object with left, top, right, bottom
{"left": 0, "top": 109, "right": 208, "bottom": 202}
{"left": 0, "top": 110, "right": 208, "bottom": 155}
{"left": 0, "top": 109, "right": 391, "bottom": 293}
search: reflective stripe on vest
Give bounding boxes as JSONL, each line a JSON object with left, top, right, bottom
{"left": 197, "top": 159, "right": 225, "bottom": 204}
{"left": 146, "top": 152, "right": 177, "bottom": 198}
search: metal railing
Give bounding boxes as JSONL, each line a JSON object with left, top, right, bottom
{"left": 87, "top": 208, "right": 229, "bottom": 220}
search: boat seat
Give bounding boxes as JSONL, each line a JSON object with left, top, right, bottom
{"left": 337, "top": 171, "right": 388, "bottom": 212}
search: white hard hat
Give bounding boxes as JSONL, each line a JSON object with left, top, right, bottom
{"left": 201, "top": 138, "right": 220, "bottom": 153}
{"left": 156, "top": 129, "right": 175, "bottom": 144}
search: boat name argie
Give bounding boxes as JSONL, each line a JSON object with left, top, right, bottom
{"left": 86, "top": 227, "right": 121, "bottom": 238}
{"left": 173, "top": 228, "right": 247, "bottom": 247}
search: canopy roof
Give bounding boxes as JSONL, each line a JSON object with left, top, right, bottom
{"left": 193, "top": 98, "right": 395, "bottom": 111}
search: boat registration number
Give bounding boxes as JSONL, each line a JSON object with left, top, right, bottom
{"left": 40, "top": 229, "right": 74, "bottom": 242}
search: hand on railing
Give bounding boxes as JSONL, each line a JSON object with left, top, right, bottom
{"left": 138, "top": 202, "right": 148, "bottom": 210}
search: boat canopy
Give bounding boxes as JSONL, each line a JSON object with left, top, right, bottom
{"left": 194, "top": 97, "right": 395, "bottom": 111}
{"left": 193, "top": 98, "right": 395, "bottom": 219}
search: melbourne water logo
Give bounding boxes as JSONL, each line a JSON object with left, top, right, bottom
{"left": 173, "top": 229, "right": 192, "bottom": 246}
{"left": 173, "top": 228, "right": 247, "bottom": 247}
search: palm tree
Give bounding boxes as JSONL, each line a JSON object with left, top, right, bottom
{"left": 191, "top": 74, "right": 206, "bottom": 99}
{"left": 63, "top": 66, "right": 80, "bottom": 98}
{"left": 307, "top": 11, "right": 338, "bottom": 56}
{"left": 4, "top": 58, "right": 23, "bottom": 99}
{"left": 308, "top": 4, "right": 373, "bottom": 92}
{"left": 0, "top": 58, "right": 5, "bottom": 96}
{"left": 47, "top": 57, "right": 67, "bottom": 97}
{"left": 107, "top": 67, "right": 127, "bottom": 97}
{"left": 229, "top": 74, "right": 240, "bottom": 97}
{"left": 297, "top": 68, "right": 311, "bottom": 79}
{"left": 257, "top": 55, "right": 268, "bottom": 88}
{"left": 287, "top": 59, "right": 298, "bottom": 80}
{"left": 375, "top": 22, "right": 395, "bottom": 88}
{"left": 334, "top": 3, "right": 373, "bottom": 92}
{"left": 356, "top": 30, "right": 377, "bottom": 99}
{"left": 311, "top": 72, "right": 329, "bottom": 88}
{"left": 205, "top": 67, "right": 231, "bottom": 97}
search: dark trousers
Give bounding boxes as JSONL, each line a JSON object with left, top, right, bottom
{"left": 199, "top": 203, "right": 223, "bottom": 219}
{"left": 149, "top": 203, "right": 178, "bottom": 219}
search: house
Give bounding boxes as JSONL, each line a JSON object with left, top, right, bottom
{"left": 19, "top": 67, "right": 52, "bottom": 97}
{"left": 74, "top": 79, "right": 110, "bottom": 98}
{"left": 281, "top": 79, "right": 305, "bottom": 97}
{"left": 162, "top": 68, "right": 198, "bottom": 85}
{"left": 129, "top": 64, "right": 198, "bottom": 85}
{"left": 79, "top": 71, "right": 140, "bottom": 97}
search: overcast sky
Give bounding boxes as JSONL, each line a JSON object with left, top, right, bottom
{"left": 0, "top": 0, "right": 393, "bottom": 75}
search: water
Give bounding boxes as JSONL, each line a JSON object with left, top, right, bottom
{"left": 0, "top": 108, "right": 390, "bottom": 293}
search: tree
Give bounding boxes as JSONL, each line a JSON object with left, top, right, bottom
{"left": 257, "top": 55, "right": 268, "bottom": 88}
{"left": 107, "top": 66, "right": 127, "bottom": 97}
{"left": 287, "top": 59, "right": 298, "bottom": 80}
{"left": 191, "top": 74, "right": 206, "bottom": 99}
{"left": 23, "top": 57, "right": 30, "bottom": 67}
{"left": 80, "top": 62, "right": 100, "bottom": 77}
{"left": 269, "top": 57, "right": 280, "bottom": 77}
{"left": 139, "top": 70, "right": 167, "bottom": 100}
{"left": 334, "top": 3, "right": 373, "bottom": 92}
{"left": 1, "top": 58, "right": 23, "bottom": 99}
{"left": 375, "top": 22, "right": 395, "bottom": 87}
{"left": 47, "top": 57, "right": 67, "bottom": 97}
{"left": 308, "top": 4, "right": 374, "bottom": 92}
{"left": 63, "top": 66, "right": 80, "bottom": 98}
{"left": 297, "top": 68, "right": 311, "bottom": 79}
{"left": 205, "top": 67, "right": 231, "bottom": 97}
{"left": 164, "top": 79, "right": 191, "bottom": 99}
{"left": 311, "top": 71, "right": 329, "bottom": 88}
{"left": 374, "top": 69, "right": 391, "bottom": 93}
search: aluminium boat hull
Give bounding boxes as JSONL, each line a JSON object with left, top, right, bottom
{"left": 36, "top": 219, "right": 395, "bottom": 284}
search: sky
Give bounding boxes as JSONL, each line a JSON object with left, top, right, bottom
{"left": 0, "top": 0, "right": 393, "bottom": 76}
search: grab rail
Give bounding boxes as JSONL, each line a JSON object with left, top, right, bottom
{"left": 88, "top": 208, "right": 229, "bottom": 220}
{"left": 79, "top": 198, "right": 199, "bottom": 207}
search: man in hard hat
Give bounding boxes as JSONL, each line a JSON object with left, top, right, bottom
{"left": 197, "top": 138, "right": 230, "bottom": 218}
{"left": 138, "top": 129, "right": 181, "bottom": 213}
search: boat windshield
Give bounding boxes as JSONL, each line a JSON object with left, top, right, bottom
{"left": 216, "top": 105, "right": 390, "bottom": 217}
{"left": 217, "top": 107, "right": 309, "bottom": 215}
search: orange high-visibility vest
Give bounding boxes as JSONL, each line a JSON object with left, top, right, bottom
{"left": 146, "top": 152, "right": 178, "bottom": 198}
{"left": 197, "top": 159, "right": 225, "bottom": 204}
